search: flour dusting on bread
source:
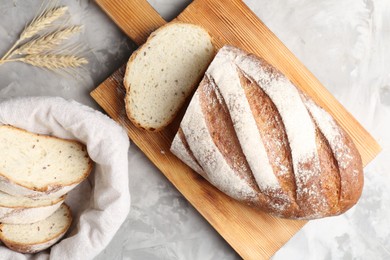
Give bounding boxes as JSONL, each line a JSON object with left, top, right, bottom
{"left": 171, "top": 45, "right": 364, "bottom": 219}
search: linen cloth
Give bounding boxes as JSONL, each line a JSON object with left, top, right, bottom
{"left": 0, "top": 96, "right": 130, "bottom": 260}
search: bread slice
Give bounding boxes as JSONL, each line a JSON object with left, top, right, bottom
{"left": 124, "top": 22, "right": 215, "bottom": 131}
{"left": 0, "top": 125, "right": 93, "bottom": 198}
{"left": 0, "top": 191, "right": 65, "bottom": 224}
{"left": 0, "top": 204, "right": 72, "bottom": 254}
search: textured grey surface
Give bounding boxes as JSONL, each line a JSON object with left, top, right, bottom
{"left": 0, "top": 0, "right": 389, "bottom": 259}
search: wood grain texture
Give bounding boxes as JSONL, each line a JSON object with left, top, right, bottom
{"left": 92, "top": 0, "right": 381, "bottom": 259}
{"left": 95, "top": 0, "right": 166, "bottom": 45}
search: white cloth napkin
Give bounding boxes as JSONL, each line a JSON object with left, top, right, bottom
{"left": 0, "top": 96, "right": 130, "bottom": 260}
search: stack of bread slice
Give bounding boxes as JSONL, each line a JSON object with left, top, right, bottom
{"left": 0, "top": 125, "right": 93, "bottom": 254}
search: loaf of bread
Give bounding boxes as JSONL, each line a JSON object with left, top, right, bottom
{"left": 170, "top": 45, "right": 363, "bottom": 219}
{"left": 0, "top": 204, "right": 72, "bottom": 254}
{"left": 124, "top": 22, "right": 214, "bottom": 131}
{"left": 0, "top": 191, "right": 65, "bottom": 224}
{"left": 0, "top": 125, "right": 93, "bottom": 198}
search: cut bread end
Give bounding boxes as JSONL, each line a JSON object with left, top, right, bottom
{"left": 124, "top": 22, "right": 215, "bottom": 131}
{"left": 0, "top": 204, "right": 72, "bottom": 254}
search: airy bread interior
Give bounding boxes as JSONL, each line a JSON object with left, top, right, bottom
{"left": 0, "top": 125, "right": 92, "bottom": 190}
{"left": 124, "top": 22, "right": 214, "bottom": 131}
{"left": 0, "top": 204, "right": 71, "bottom": 245}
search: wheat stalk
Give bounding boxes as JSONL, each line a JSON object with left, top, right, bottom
{"left": 1, "top": 6, "right": 68, "bottom": 61}
{"left": 12, "top": 26, "right": 82, "bottom": 56}
{"left": 20, "top": 54, "right": 88, "bottom": 70}
{"left": 0, "top": 3, "right": 88, "bottom": 74}
{"left": 21, "top": 6, "right": 68, "bottom": 41}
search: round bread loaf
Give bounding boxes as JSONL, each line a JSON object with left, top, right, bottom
{"left": 171, "top": 45, "right": 364, "bottom": 219}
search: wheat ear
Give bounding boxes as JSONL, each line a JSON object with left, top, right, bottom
{"left": 12, "top": 26, "right": 82, "bottom": 56}
{"left": 0, "top": 6, "right": 68, "bottom": 61}
{"left": 20, "top": 54, "right": 88, "bottom": 70}
{"left": 21, "top": 6, "right": 68, "bottom": 40}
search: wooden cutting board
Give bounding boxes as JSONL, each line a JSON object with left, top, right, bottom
{"left": 91, "top": 0, "right": 381, "bottom": 259}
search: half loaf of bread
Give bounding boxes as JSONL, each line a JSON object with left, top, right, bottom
{"left": 0, "top": 190, "right": 65, "bottom": 224}
{"left": 0, "top": 125, "right": 93, "bottom": 198}
{"left": 0, "top": 204, "right": 72, "bottom": 254}
{"left": 124, "top": 22, "right": 214, "bottom": 131}
{"left": 171, "top": 45, "right": 364, "bottom": 219}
